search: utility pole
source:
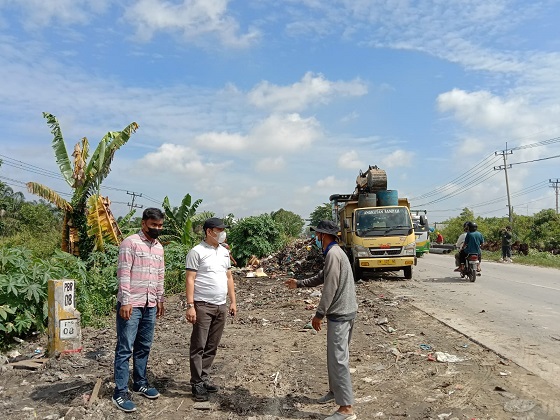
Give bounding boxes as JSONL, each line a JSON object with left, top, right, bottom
{"left": 550, "top": 179, "right": 560, "bottom": 214}
{"left": 126, "top": 191, "right": 143, "bottom": 213}
{"left": 494, "top": 143, "right": 513, "bottom": 224}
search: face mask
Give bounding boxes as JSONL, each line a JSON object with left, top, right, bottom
{"left": 146, "top": 227, "right": 161, "bottom": 239}
{"left": 315, "top": 235, "right": 322, "bottom": 249}
{"left": 213, "top": 230, "right": 226, "bottom": 244}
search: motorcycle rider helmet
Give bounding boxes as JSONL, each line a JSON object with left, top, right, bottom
{"left": 468, "top": 222, "right": 478, "bottom": 232}
{"left": 463, "top": 221, "right": 471, "bottom": 231}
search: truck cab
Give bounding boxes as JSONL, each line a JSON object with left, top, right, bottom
{"left": 332, "top": 195, "right": 417, "bottom": 279}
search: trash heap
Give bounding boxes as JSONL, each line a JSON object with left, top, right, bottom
{"left": 236, "top": 238, "right": 324, "bottom": 279}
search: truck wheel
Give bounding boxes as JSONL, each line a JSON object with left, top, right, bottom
{"left": 403, "top": 266, "right": 413, "bottom": 279}
{"left": 353, "top": 260, "right": 362, "bottom": 281}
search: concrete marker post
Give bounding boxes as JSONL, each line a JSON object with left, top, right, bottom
{"left": 47, "top": 279, "right": 82, "bottom": 356}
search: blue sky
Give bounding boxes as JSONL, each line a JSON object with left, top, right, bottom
{"left": 1, "top": 0, "right": 559, "bottom": 224}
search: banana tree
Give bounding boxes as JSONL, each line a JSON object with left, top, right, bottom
{"left": 160, "top": 193, "right": 202, "bottom": 247}
{"left": 27, "top": 112, "right": 138, "bottom": 259}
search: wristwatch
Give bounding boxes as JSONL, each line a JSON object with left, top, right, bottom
{"left": 186, "top": 303, "right": 195, "bottom": 309}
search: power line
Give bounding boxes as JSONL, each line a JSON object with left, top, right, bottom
{"left": 410, "top": 153, "right": 500, "bottom": 201}
{"left": 510, "top": 136, "right": 560, "bottom": 151}
{"left": 510, "top": 153, "right": 560, "bottom": 166}
{"left": 0, "top": 153, "right": 163, "bottom": 205}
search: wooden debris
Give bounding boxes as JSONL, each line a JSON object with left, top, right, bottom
{"left": 88, "top": 378, "right": 102, "bottom": 406}
{"left": 8, "top": 358, "right": 48, "bottom": 370}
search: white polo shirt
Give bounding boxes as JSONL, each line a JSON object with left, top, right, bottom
{"left": 185, "top": 241, "right": 231, "bottom": 305}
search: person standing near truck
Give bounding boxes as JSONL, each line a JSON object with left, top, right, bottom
{"left": 185, "top": 217, "right": 237, "bottom": 402}
{"left": 501, "top": 226, "right": 513, "bottom": 263}
{"left": 285, "top": 220, "right": 358, "bottom": 420}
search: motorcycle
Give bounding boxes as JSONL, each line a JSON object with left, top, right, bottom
{"left": 460, "top": 253, "right": 480, "bottom": 282}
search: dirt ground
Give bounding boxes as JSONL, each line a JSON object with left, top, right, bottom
{"left": 1, "top": 241, "right": 558, "bottom": 420}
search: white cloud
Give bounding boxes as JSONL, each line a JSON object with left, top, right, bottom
{"left": 0, "top": 0, "right": 109, "bottom": 28}
{"left": 255, "top": 156, "right": 285, "bottom": 172}
{"left": 437, "top": 89, "right": 537, "bottom": 131}
{"left": 136, "top": 143, "right": 231, "bottom": 175}
{"left": 316, "top": 175, "right": 343, "bottom": 188}
{"left": 195, "top": 113, "right": 322, "bottom": 154}
{"left": 124, "top": 0, "right": 260, "bottom": 48}
{"left": 338, "top": 150, "right": 364, "bottom": 169}
{"left": 381, "top": 150, "right": 414, "bottom": 168}
{"left": 248, "top": 72, "right": 367, "bottom": 112}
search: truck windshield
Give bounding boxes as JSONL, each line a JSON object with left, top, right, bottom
{"left": 355, "top": 207, "right": 412, "bottom": 237}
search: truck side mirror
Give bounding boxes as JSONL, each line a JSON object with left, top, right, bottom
{"left": 419, "top": 216, "right": 426, "bottom": 225}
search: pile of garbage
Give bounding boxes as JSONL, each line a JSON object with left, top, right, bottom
{"left": 235, "top": 238, "right": 324, "bottom": 279}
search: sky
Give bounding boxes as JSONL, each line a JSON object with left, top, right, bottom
{"left": 1, "top": 0, "right": 560, "bottom": 225}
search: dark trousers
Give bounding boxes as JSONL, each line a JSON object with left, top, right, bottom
{"left": 189, "top": 301, "right": 227, "bottom": 385}
{"left": 502, "top": 245, "right": 511, "bottom": 259}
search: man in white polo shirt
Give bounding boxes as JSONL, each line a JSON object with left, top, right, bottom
{"left": 185, "top": 217, "right": 237, "bottom": 402}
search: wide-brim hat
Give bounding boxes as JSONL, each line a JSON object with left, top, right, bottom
{"left": 310, "top": 220, "right": 339, "bottom": 236}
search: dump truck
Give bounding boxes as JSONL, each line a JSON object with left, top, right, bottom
{"left": 330, "top": 165, "right": 426, "bottom": 279}
{"left": 411, "top": 209, "right": 430, "bottom": 257}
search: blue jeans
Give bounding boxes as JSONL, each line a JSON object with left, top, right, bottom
{"left": 114, "top": 302, "right": 156, "bottom": 398}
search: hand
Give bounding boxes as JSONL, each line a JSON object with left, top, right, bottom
{"left": 119, "top": 304, "right": 133, "bottom": 320}
{"left": 285, "top": 279, "right": 297, "bottom": 289}
{"left": 312, "top": 316, "right": 322, "bottom": 331}
{"left": 229, "top": 303, "right": 237, "bottom": 317}
{"left": 156, "top": 302, "right": 165, "bottom": 318}
{"left": 186, "top": 307, "right": 196, "bottom": 324}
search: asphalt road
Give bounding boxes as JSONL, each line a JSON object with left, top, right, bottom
{"left": 380, "top": 253, "right": 560, "bottom": 391}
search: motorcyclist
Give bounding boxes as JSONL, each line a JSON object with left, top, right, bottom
{"left": 463, "top": 222, "right": 484, "bottom": 272}
{"left": 454, "top": 222, "right": 470, "bottom": 272}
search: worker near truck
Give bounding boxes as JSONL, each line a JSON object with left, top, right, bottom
{"left": 285, "top": 220, "right": 358, "bottom": 420}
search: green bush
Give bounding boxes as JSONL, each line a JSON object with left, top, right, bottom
{"left": 229, "top": 214, "right": 283, "bottom": 266}
{"left": 164, "top": 242, "right": 190, "bottom": 295}
{"left": 0, "top": 247, "right": 87, "bottom": 347}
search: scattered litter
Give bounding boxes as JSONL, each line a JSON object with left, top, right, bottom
{"left": 437, "top": 413, "right": 452, "bottom": 419}
{"left": 499, "top": 371, "right": 511, "bottom": 376}
{"left": 355, "top": 395, "right": 377, "bottom": 403}
{"left": 193, "top": 401, "right": 213, "bottom": 410}
{"left": 503, "top": 399, "right": 536, "bottom": 413}
{"left": 362, "top": 377, "right": 375, "bottom": 383}
{"left": 349, "top": 368, "right": 357, "bottom": 374}
{"left": 310, "top": 290, "right": 322, "bottom": 297}
{"left": 434, "top": 352, "right": 466, "bottom": 363}
{"left": 419, "top": 344, "right": 432, "bottom": 351}
{"left": 303, "top": 323, "right": 313, "bottom": 329}
{"left": 376, "top": 317, "right": 389, "bottom": 325}
{"left": 166, "top": 358, "right": 175, "bottom": 365}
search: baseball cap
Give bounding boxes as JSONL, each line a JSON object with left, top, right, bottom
{"left": 203, "top": 217, "right": 228, "bottom": 231}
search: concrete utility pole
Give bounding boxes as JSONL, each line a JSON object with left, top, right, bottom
{"left": 126, "top": 191, "right": 143, "bottom": 213}
{"left": 550, "top": 179, "right": 560, "bottom": 214}
{"left": 494, "top": 143, "right": 514, "bottom": 224}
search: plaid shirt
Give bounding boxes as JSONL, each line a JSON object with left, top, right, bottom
{"left": 117, "top": 231, "right": 165, "bottom": 307}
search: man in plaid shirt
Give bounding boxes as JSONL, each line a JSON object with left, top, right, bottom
{"left": 112, "top": 208, "right": 165, "bottom": 412}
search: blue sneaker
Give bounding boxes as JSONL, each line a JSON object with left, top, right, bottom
{"left": 133, "top": 384, "right": 160, "bottom": 399}
{"left": 112, "top": 395, "right": 137, "bottom": 412}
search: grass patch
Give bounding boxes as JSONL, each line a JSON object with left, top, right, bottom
{"left": 483, "top": 250, "right": 560, "bottom": 269}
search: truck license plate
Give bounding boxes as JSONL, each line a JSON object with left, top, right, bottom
{"left": 378, "top": 259, "right": 397, "bottom": 265}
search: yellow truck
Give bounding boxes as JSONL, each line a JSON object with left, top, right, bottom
{"left": 329, "top": 166, "right": 423, "bottom": 280}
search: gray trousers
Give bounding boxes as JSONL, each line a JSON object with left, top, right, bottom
{"left": 189, "top": 301, "right": 227, "bottom": 384}
{"left": 327, "top": 318, "right": 354, "bottom": 406}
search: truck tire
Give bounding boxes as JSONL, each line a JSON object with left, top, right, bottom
{"left": 353, "top": 260, "right": 362, "bottom": 281}
{"left": 403, "top": 266, "right": 413, "bottom": 280}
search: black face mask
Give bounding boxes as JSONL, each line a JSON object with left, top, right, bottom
{"left": 146, "top": 227, "right": 161, "bottom": 239}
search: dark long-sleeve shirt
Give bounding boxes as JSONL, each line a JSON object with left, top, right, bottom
{"left": 297, "top": 243, "right": 357, "bottom": 321}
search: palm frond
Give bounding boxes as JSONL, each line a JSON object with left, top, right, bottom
{"left": 26, "top": 182, "right": 72, "bottom": 211}
{"left": 86, "top": 195, "right": 122, "bottom": 251}
{"left": 42, "top": 112, "right": 73, "bottom": 185}
{"left": 177, "top": 193, "right": 192, "bottom": 224}
{"left": 83, "top": 122, "right": 138, "bottom": 193}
